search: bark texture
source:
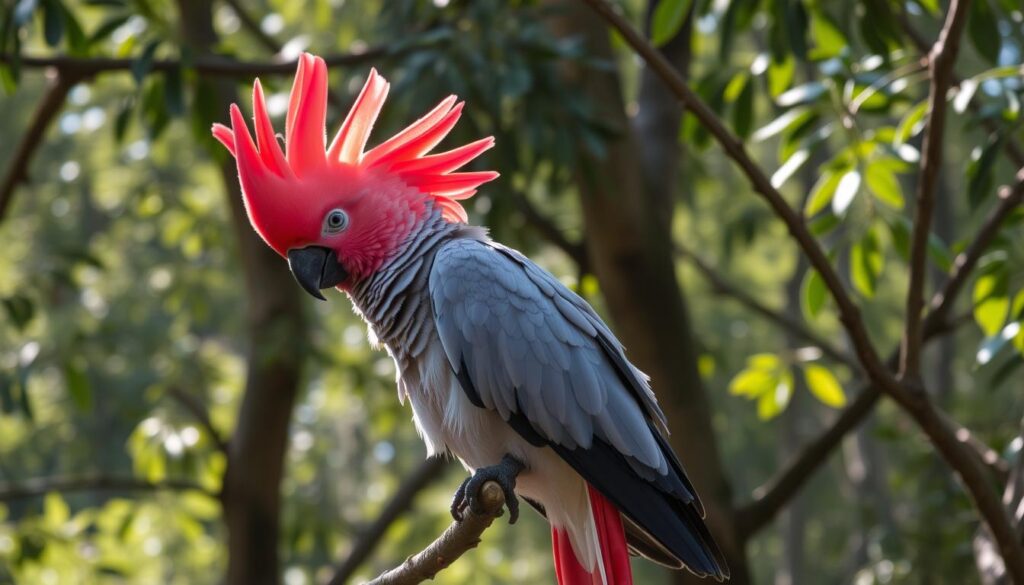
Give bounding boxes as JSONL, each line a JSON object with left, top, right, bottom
{"left": 177, "top": 2, "right": 307, "bottom": 584}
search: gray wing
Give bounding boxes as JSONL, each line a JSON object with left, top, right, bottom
{"left": 428, "top": 237, "right": 727, "bottom": 579}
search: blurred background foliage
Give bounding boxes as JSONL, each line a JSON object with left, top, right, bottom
{"left": 0, "top": 0, "right": 1022, "bottom": 584}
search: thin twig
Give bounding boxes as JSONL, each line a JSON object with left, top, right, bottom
{"left": 892, "top": 1, "right": 1024, "bottom": 168}
{"left": 0, "top": 474, "right": 215, "bottom": 502}
{"left": 676, "top": 244, "right": 858, "bottom": 370}
{"left": 900, "top": 0, "right": 971, "bottom": 380}
{"left": 166, "top": 386, "right": 229, "bottom": 453}
{"left": 329, "top": 458, "right": 449, "bottom": 585}
{"left": 364, "top": 481, "right": 509, "bottom": 585}
{"left": 926, "top": 167, "right": 1024, "bottom": 331}
{"left": 0, "top": 49, "right": 393, "bottom": 77}
{"left": 0, "top": 69, "right": 77, "bottom": 223}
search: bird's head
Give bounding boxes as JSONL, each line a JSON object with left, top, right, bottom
{"left": 212, "top": 53, "right": 497, "bottom": 299}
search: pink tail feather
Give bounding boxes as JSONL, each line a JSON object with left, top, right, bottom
{"left": 551, "top": 485, "right": 633, "bottom": 585}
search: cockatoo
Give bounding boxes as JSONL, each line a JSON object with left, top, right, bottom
{"left": 212, "top": 53, "right": 727, "bottom": 585}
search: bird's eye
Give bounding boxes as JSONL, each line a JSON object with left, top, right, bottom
{"left": 323, "top": 209, "right": 349, "bottom": 234}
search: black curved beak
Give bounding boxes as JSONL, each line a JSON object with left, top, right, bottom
{"left": 287, "top": 246, "right": 349, "bottom": 301}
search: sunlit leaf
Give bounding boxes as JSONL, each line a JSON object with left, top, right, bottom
{"left": 771, "top": 149, "right": 809, "bottom": 188}
{"left": 729, "top": 368, "right": 774, "bottom": 397}
{"left": 651, "top": 0, "right": 693, "bottom": 47}
{"left": 968, "top": 0, "right": 1001, "bottom": 64}
{"left": 806, "top": 171, "right": 840, "bottom": 216}
{"left": 767, "top": 55, "right": 795, "bottom": 98}
{"left": 757, "top": 369, "right": 793, "bottom": 420}
{"left": 803, "top": 363, "right": 846, "bottom": 407}
{"left": 851, "top": 227, "right": 883, "bottom": 297}
{"left": 63, "top": 360, "right": 92, "bottom": 411}
{"left": 776, "top": 81, "right": 826, "bottom": 107}
{"left": 865, "top": 159, "right": 904, "bottom": 209}
{"left": 977, "top": 322, "right": 1021, "bottom": 365}
{"left": 832, "top": 170, "right": 861, "bottom": 215}
{"left": 801, "top": 269, "right": 827, "bottom": 320}
{"left": 894, "top": 101, "right": 928, "bottom": 147}
{"left": 809, "top": 10, "right": 845, "bottom": 59}
{"left": 974, "top": 270, "right": 1009, "bottom": 336}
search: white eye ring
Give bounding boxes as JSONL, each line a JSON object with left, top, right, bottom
{"left": 323, "top": 209, "right": 349, "bottom": 234}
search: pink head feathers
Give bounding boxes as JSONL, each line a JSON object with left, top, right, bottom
{"left": 211, "top": 53, "right": 498, "bottom": 274}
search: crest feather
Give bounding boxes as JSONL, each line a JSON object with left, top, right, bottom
{"left": 211, "top": 52, "right": 498, "bottom": 224}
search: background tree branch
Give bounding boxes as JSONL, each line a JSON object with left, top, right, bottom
{"left": 0, "top": 69, "right": 77, "bottom": 224}
{"left": 0, "top": 474, "right": 215, "bottom": 502}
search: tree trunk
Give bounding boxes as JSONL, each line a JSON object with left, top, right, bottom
{"left": 176, "top": 3, "right": 307, "bottom": 584}
{"left": 546, "top": 2, "right": 752, "bottom": 583}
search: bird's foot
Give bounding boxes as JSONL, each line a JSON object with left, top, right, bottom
{"left": 451, "top": 454, "right": 525, "bottom": 524}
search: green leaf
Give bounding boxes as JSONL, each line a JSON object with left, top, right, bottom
{"left": 88, "top": 14, "right": 130, "bottom": 44}
{"left": 730, "top": 74, "right": 754, "bottom": 139}
{"left": 888, "top": 215, "right": 911, "bottom": 261}
{"left": 651, "top": 0, "right": 693, "bottom": 47}
{"left": 832, "top": 170, "right": 861, "bottom": 215}
{"left": 806, "top": 170, "right": 841, "bottom": 216}
{"left": 808, "top": 211, "right": 840, "bottom": 236}
{"left": 776, "top": 81, "right": 826, "bottom": 108}
{"left": 968, "top": 135, "right": 1004, "bottom": 209}
{"left": 767, "top": 55, "right": 795, "bottom": 99}
{"left": 748, "top": 353, "right": 781, "bottom": 370}
{"left": 801, "top": 269, "right": 827, "bottom": 320}
{"left": 803, "top": 363, "right": 847, "bottom": 407}
{"left": 40, "top": 0, "right": 63, "bottom": 47}
{"left": 927, "top": 232, "right": 953, "bottom": 272}
{"left": 0, "top": 65, "right": 18, "bottom": 94}
{"left": 131, "top": 40, "right": 160, "bottom": 84}
{"left": 974, "top": 270, "right": 1009, "bottom": 336}
{"left": 757, "top": 369, "right": 793, "bottom": 420}
{"left": 771, "top": 149, "right": 809, "bottom": 188}
{"left": 809, "top": 10, "right": 845, "bottom": 59}
{"left": 894, "top": 101, "right": 928, "bottom": 147}
{"left": 851, "top": 227, "right": 883, "bottom": 297}
{"left": 968, "top": 0, "right": 1001, "bottom": 64}
{"left": 164, "top": 66, "right": 184, "bottom": 116}
{"left": 44, "top": 493, "right": 69, "bottom": 526}
{"left": 63, "top": 360, "right": 91, "bottom": 411}
{"left": 2, "top": 295, "right": 34, "bottom": 331}
{"left": 977, "top": 322, "right": 1020, "bottom": 365}
{"left": 864, "top": 159, "right": 904, "bottom": 209}
{"left": 753, "top": 107, "right": 813, "bottom": 142}
{"left": 729, "top": 368, "right": 774, "bottom": 398}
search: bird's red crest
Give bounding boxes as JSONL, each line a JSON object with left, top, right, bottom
{"left": 211, "top": 53, "right": 497, "bottom": 257}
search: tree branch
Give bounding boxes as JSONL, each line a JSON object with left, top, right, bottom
{"left": 328, "top": 457, "right": 449, "bottom": 585}
{"left": 677, "top": 244, "right": 858, "bottom": 370}
{"left": 580, "top": 2, "right": 1024, "bottom": 574}
{"left": 0, "top": 69, "right": 77, "bottom": 224}
{"left": 0, "top": 48, "right": 392, "bottom": 78}
{"left": 737, "top": 168, "right": 1024, "bottom": 540}
{"left": 166, "top": 386, "right": 229, "bottom": 454}
{"left": 900, "top": 0, "right": 971, "bottom": 379}
{"left": 0, "top": 474, "right": 215, "bottom": 502}
{"left": 364, "top": 480, "right": 509, "bottom": 585}
{"left": 926, "top": 167, "right": 1024, "bottom": 331}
